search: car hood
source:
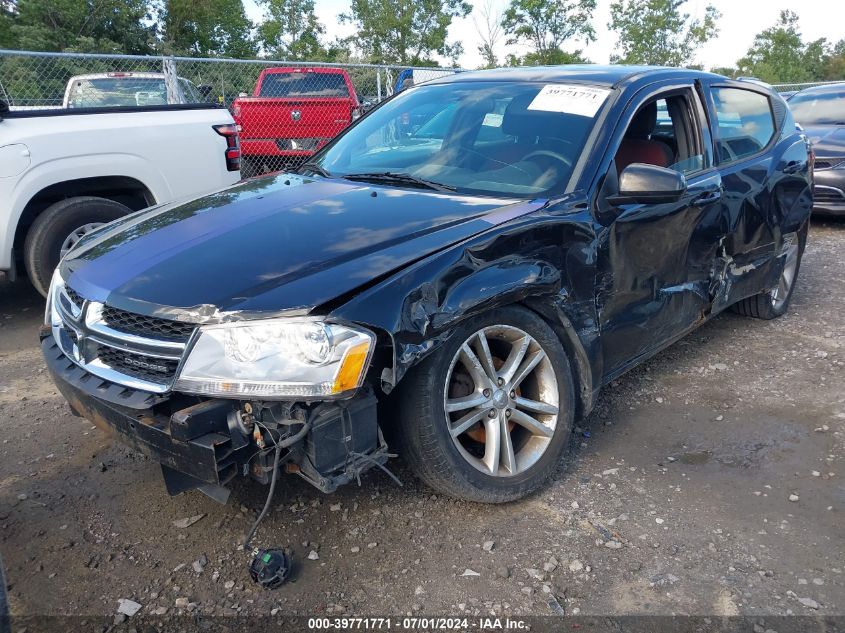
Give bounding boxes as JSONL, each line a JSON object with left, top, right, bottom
{"left": 62, "top": 174, "right": 544, "bottom": 319}
{"left": 804, "top": 125, "right": 845, "bottom": 158}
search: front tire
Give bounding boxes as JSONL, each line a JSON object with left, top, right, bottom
{"left": 395, "top": 305, "right": 575, "bottom": 503}
{"left": 24, "top": 196, "right": 131, "bottom": 296}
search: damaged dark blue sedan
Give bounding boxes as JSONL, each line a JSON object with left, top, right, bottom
{"left": 43, "top": 66, "right": 812, "bottom": 504}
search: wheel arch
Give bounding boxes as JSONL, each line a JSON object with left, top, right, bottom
{"left": 363, "top": 287, "right": 595, "bottom": 422}
{"left": 13, "top": 176, "right": 155, "bottom": 255}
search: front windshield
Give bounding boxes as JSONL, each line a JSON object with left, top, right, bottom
{"left": 316, "top": 81, "right": 607, "bottom": 197}
{"left": 789, "top": 89, "right": 845, "bottom": 126}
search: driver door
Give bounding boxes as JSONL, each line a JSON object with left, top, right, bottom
{"left": 595, "top": 84, "right": 725, "bottom": 379}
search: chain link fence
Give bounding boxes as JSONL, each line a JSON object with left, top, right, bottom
{"left": 0, "top": 49, "right": 461, "bottom": 174}
{"left": 772, "top": 80, "right": 843, "bottom": 96}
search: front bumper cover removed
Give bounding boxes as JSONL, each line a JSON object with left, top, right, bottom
{"left": 42, "top": 333, "right": 387, "bottom": 501}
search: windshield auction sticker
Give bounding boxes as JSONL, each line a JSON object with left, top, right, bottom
{"left": 527, "top": 84, "right": 611, "bottom": 117}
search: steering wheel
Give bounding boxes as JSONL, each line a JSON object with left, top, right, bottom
{"left": 522, "top": 150, "right": 572, "bottom": 170}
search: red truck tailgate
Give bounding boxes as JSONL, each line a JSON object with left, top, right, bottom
{"left": 236, "top": 96, "right": 354, "bottom": 148}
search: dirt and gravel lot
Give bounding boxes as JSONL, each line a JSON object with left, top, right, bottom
{"left": 0, "top": 220, "right": 843, "bottom": 625}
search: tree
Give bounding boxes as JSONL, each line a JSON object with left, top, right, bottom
{"left": 8, "top": 0, "right": 155, "bottom": 53}
{"left": 608, "top": 0, "right": 719, "bottom": 67}
{"left": 802, "top": 37, "right": 830, "bottom": 81}
{"left": 257, "top": 0, "right": 332, "bottom": 60}
{"left": 473, "top": 0, "right": 503, "bottom": 69}
{"left": 505, "top": 48, "right": 590, "bottom": 67}
{"left": 710, "top": 66, "right": 737, "bottom": 78}
{"left": 0, "top": 0, "right": 15, "bottom": 48}
{"left": 159, "top": 0, "right": 257, "bottom": 58}
{"left": 736, "top": 10, "right": 812, "bottom": 83}
{"left": 340, "top": 0, "right": 472, "bottom": 66}
{"left": 824, "top": 39, "right": 845, "bottom": 80}
{"left": 501, "top": 0, "right": 595, "bottom": 66}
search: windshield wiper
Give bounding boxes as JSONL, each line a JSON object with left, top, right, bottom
{"left": 297, "top": 162, "right": 333, "bottom": 178}
{"left": 342, "top": 171, "right": 456, "bottom": 192}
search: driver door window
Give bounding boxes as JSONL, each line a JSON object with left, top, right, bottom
{"left": 614, "top": 94, "right": 705, "bottom": 177}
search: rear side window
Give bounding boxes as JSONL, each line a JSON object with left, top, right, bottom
{"left": 68, "top": 78, "right": 167, "bottom": 107}
{"left": 711, "top": 87, "right": 776, "bottom": 162}
{"left": 259, "top": 72, "right": 350, "bottom": 98}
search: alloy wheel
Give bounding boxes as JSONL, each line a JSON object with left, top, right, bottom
{"left": 443, "top": 324, "right": 559, "bottom": 477}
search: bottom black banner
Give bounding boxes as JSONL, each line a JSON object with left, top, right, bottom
{"left": 1, "top": 615, "right": 843, "bottom": 633}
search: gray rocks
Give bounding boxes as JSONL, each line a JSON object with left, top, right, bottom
{"left": 495, "top": 566, "right": 511, "bottom": 579}
{"left": 116, "top": 599, "right": 142, "bottom": 617}
{"left": 172, "top": 514, "right": 205, "bottom": 529}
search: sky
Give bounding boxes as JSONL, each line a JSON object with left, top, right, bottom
{"left": 243, "top": 0, "right": 843, "bottom": 70}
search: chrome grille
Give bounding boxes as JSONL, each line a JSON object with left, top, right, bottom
{"left": 814, "top": 185, "right": 845, "bottom": 204}
{"left": 101, "top": 305, "right": 195, "bottom": 342}
{"left": 50, "top": 281, "right": 191, "bottom": 393}
{"left": 813, "top": 158, "right": 843, "bottom": 171}
{"left": 96, "top": 347, "right": 180, "bottom": 383}
{"left": 64, "top": 285, "right": 85, "bottom": 309}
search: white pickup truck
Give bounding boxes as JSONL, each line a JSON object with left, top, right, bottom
{"left": 0, "top": 102, "right": 241, "bottom": 295}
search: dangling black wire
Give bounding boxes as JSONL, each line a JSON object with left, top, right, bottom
{"left": 242, "top": 439, "right": 283, "bottom": 550}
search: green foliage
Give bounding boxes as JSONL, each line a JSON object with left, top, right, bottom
{"left": 737, "top": 11, "right": 808, "bottom": 83}
{"left": 824, "top": 39, "right": 845, "bottom": 80}
{"left": 340, "top": 0, "right": 472, "bottom": 66}
{"left": 735, "top": 10, "right": 845, "bottom": 83}
{"left": 608, "top": 0, "right": 720, "bottom": 67}
{"left": 7, "top": 0, "right": 155, "bottom": 54}
{"left": 159, "top": 0, "right": 257, "bottom": 58}
{"left": 717, "top": 14, "right": 844, "bottom": 84}
{"left": 501, "top": 0, "right": 595, "bottom": 66}
{"left": 709, "top": 66, "right": 736, "bottom": 78}
{"left": 257, "top": 0, "right": 332, "bottom": 61}
{"left": 505, "top": 48, "right": 590, "bottom": 67}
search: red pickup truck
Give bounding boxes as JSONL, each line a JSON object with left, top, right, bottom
{"left": 232, "top": 67, "right": 360, "bottom": 176}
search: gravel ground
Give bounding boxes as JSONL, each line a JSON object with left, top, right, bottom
{"left": 0, "top": 220, "right": 843, "bottom": 622}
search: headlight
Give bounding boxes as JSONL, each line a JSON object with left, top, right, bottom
{"left": 174, "top": 319, "right": 375, "bottom": 399}
{"left": 44, "top": 269, "right": 63, "bottom": 326}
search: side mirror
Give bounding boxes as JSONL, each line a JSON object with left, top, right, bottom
{"left": 609, "top": 163, "right": 687, "bottom": 205}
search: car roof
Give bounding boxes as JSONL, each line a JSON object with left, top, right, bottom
{"left": 262, "top": 67, "right": 348, "bottom": 74}
{"left": 428, "top": 64, "right": 724, "bottom": 88}
{"left": 793, "top": 82, "right": 845, "bottom": 96}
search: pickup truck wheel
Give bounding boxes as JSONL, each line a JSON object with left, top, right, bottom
{"left": 24, "top": 196, "right": 131, "bottom": 296}
{"left": 395, "top": 305, "right": 575, "bottom": 503}
{"left": 730, "top": 229, "right": 806, "bottom": 320}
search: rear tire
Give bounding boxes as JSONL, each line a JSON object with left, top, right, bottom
{"left": 730, "top": 228, "right": 806, "bottom": 320}
{"left": 24, "top": 196, "right": 131, "bottom": 297}
{"left": 394, "top": 305, "right": 575, "bottom": 503}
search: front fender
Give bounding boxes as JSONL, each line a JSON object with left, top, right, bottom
{"left": 431, "top": 260, "right": 560, "bottom": 331}
{"left": 0, "top": 153, "right": 170, "bottom": 270}
{"left": 329, "top": 208, "right": 600, "bottom": 415}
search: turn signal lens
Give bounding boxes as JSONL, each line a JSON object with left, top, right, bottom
{"left": 332, "top": 341, "right": 372, "bottom": 394}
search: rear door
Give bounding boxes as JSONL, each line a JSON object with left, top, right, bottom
{"left": 699, "top": 82, "right": 790, "bottom": 308}
{"left": 595, "top": 81, "right": 725, "bottom": 378}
